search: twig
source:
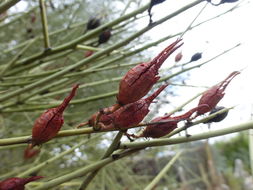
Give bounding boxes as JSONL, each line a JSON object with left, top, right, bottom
{"left": 39, "top": 0, "right": 51, "bottom": 49}
{"left": 32, "top": 148, "right": 141, "bottom": 190}
{"left": 119, "top": 120, "right": 253, "bottom": 149}
{"left": 17, "top": 134, "right": 103, "bottom": 178}
{"left": 78, "top": 132, "right": 124, "bottom": 190}
{"left": 0, "top": 0, "right": 21, "bottom": 14}
{"left": 0, "top": 39, "right": 36, "bottom": 77}
{"left": 144, "top": 151, "right": 183, "bottom": 190}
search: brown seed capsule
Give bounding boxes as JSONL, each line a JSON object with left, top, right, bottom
{"left": 117, "top": 39, "right": 183, "bottom": 105}
{"left": 0, "top": 176, "right": 43, "bottom": 190}
{"left": 97, "top": 84, "right": 168, "bottom": 130}
{"left": 196, "top": 71, "right": 240, "bottom": 117}
{"left": 127, "top": 105, "right": 207, "bottom": 138}
{"left": 31, "top": 84, "right": 79, "bottom": 146}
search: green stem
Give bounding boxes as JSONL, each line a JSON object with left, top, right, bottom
{"left": 0, "top": 121, "right": 175, "bottom": 146}
{"left": 119, "top": 120, "right": 253, "bottom": 149}
{"left": 144, "top": 151, "right": 183, "bottom": 190}
{"left": 0, "top": 39, "right": 36, "bottom": 77}
{"left": 79, "top": 132, "right": 124, "bottom": 190}
{"left": 0, "top": 0, "right": 21, "bottom": 14}
{"left": 39, "top": 0, "right": 50, "bottom": 49}
{"left": 32, "top": 148, "right": 140, "bottom": 190}
{"left": 18, "top": 134, "right": 102, "bottom": 178}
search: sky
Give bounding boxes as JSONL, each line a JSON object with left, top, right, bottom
{"left": 144, "top": 0, "right": 253, "bottom": 139}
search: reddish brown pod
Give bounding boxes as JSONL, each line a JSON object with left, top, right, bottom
{"left": 31, "top": 84, "right": 79, "bottom": 146}
{"left": 175, "top": 51, "right": 183, "bottom": 62}
{"left": 0, "top": 176, "right": 43, "bottom": 190}
{"left": 30, "top": 12, "right": 36, "bottom": 23}
{"left": 128, "top": 105, "right": 207, "bottom": 138}
{"left": 117, "top": 39, "right": 183, "bottom": 105}
{"left": 196, "top": 71, "right": 240, "bottom": 117}
{"left": 24, "top": 145, "right": 40, "bottom": 160}
{"left": 97, "top": 84, "right": 168, "bottom": 130}
{"left": 84, "top": 50, "right": 94, "bottom": 58}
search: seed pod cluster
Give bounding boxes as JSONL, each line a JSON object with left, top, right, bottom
{"left": 128, "top": 71, "right": 239, "bottom": 139}
{"left": 80, "top": 39, "right": 183, "bottom": 131}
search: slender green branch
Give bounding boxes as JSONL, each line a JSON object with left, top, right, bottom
{"left": 0, "top": 120, "right": 183, "bottom": 146}
{"left": 39, "top": 0, "right": 50, "bottom": 49}
{"left": 144, "top": 151, "right": 183, "bottom": 190}
{"left": 18, "top": 134, "right": 103, "bottom": 178}
{"left": 0, "top": 39, "right": 36, "bottom": 77}
{"left": 79, "top": 132, "right": 124, "bottom": 190}
{"left": 0, "top": 0, "right": 21, "bottom": 14}
{"left": 119, "top": 120, "right": 253, "bottom": 149}
{"left": 32, "top": 148, "right": 140, "bottom": 190}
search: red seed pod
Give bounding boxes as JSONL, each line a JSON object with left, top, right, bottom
{"left": 129, "top": 105, "right": 207, "bottom": 138}
{"left": 30, "top": 13, "right": 36, "bottom": 23}
{"left": 196, "top": 71, "right": 240, "bottom": 116}
{"left": 87, "top": 104, "right": 121, "bottom": 127}
{"left": 175, "top": 51, "right": 183, "bottom": 62}
{"left": 117, "top": 39, "right": 183, "bottom": 105}
{"left": 98, "top": 84, "right": 168, "bottom": 130}
{"left": 24, "top": 145, "right": 40, "bottom": 160}
{"left": 84, "top": 50, "right": 94, "bottom": 57}
{"left": 0, "top": 176, "right": 43, "bottom": 190}
{"left": 31, "top": 84, "right": 79, "bottom": 146}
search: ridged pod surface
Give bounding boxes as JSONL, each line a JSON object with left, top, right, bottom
{"left": 196, "top": 71, "right": 240, "bottom": 116}
{"left": 132, "top": 105, "right": 207, "bottom": 138}
{"left": 99, "top": 84, "right": 168, "bottom": 130}
{"left": 32, "top": 84, "right": 79, "bottom": 146}
{"left": 117, "top": 39, "right": 183, "bottom": 105}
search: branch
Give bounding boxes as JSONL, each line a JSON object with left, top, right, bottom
{"left": 39, "top": 0, "right": 51, "bottom": 49}
{"left": 78, "top": 132, "right": 124, "bottom": 190}
{"left": 17, "top": 134, "right": 103, "bottom": 178}
{"left": 0, "top": 0, "right": 20, "bottom": 14}
{"left": 144, "top": 151, "right": 183, "bottom": 190}
{"left": 32, "top": 148, "right": 140, "bottom": 190}
{"left": 0, "top": 120, "right": 182, "bottom": 146}
{"left": 119, "top": 120, "right": 253, "bottom": 149}
{"left": 0, "top": 39, "right": 36, "bottom": 77}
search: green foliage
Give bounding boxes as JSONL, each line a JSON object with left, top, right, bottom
{"left": 215, "top": 132, "right": 250, "bottom": 172}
